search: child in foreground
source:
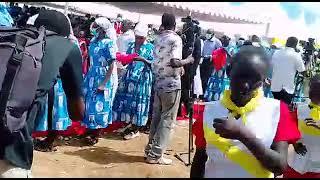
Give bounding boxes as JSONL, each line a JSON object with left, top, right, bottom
{"left": 190, "top": 46, "right": 301, "bottom": 178}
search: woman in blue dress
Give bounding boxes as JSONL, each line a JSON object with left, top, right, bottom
{"left": 113, "top": 23, "right": 154, "bottom": 140}
{"left": 34, "top": 79, "right": 72, "bottom": 131}
{"left": 82, "top": 17, "right": 118, "bottom": 145}
{"left": 34, "top": 79, "right": 72, "bottom": 152}
{"left": 204, "top": 36, "right": 231, "bottom": 102}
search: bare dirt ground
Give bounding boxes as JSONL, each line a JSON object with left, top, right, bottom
{"left": 31, "top": 119, "right": 295, "bottom": 178}
{"left": 31, "top": 121, "right": 193, "bottom": 178}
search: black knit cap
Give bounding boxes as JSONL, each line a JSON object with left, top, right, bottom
{"left": 34, "top": 9, "right": 70, "bottom": 37}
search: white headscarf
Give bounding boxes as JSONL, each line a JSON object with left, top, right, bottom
{"left": 134, "top": 22, "right": 148, "bottom": 37}
{"left": 94, "top": 17, "right": 117, "bottom": 42}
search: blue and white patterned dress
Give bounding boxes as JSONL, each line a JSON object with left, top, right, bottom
{"left": 34, "top": 79, "right": 71, "bottom": 131}
{"left": 204, "top": 67, "right": 230, "bottom": 102}
{"left": 204, "top": 48, "right": 230, "bottom": 102}
{"left": 82, "top": 37, "right": 118, "bottom": 129}
{"left": 112, "top": 42, "right": 154, "bottom": 126}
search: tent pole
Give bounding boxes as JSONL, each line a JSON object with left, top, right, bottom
{"left": 265, "top": 22, "right": 270, "bottom": 37}
{"left": 64, "top": 2, "right": 69, "bottom": 15}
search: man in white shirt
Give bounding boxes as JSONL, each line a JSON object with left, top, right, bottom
{"left": 271, "top": 36, "right": 306, "bottom": 105}
{"left": 117, "top": 20, "right": 135, "bottom": 53}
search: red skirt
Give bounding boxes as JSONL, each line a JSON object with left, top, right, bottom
{"left": 32, "top": 121, "right": 126, "bottom": 138}
{"left": 283, "top": 166, "right": 320, "bottom": 178}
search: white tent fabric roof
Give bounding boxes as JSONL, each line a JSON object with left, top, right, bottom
{"left": 46, "top": 2, "right": 264, "bottom": 25}
{"left": 22, "top": 2, "right": 320, "bottom": 41}
{"left": 47, "top": 2, "right": 163, "bottom": 26}
{"left": 153, "top": 2, "right": 268, "bottom": 24}
{"left": 42, "top": 2, "right": 267, "bottom": 37}
{"left": 152, "top": 2, "right": 320, "bottom": 40}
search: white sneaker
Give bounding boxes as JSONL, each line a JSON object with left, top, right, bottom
{"left": 146, "top": 156, "right": 173, "bottom": 165}
{"left": 123, "top": 131, "right": 140, "bottom": 140}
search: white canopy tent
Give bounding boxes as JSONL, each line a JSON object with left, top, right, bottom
{"left": 149, "top": 2, "right": 320, "bottom": 41}
{"left": 153, "top": 2, "right": 267, "bottom": 24}
{"left": 41, "top": 2, "right": 267, "bottom": 38}
{"left": 20, "top": 2, "right": 320, "bottom": 41}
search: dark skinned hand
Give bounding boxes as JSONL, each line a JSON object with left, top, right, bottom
{"left": 264, "top": 78, "right": 271, "bottom": 87}
{"left": 213, "top": 118, "right": 248, "bottom": 140}
{"left": 305, "top": 118, "right": 320, "bottom": 130}
{"left": 293, "top": 142, "right": 307, "bottom": 156}
{"left": 170, "top": 55, "right": 194, "bottom": 68}
{"left": 133, "top": 57, "right": 151, "bottom": 67}
{"left": 170, "top": 58, "right": 181, "bottom": 68}
{"left": 133, "top": 56, "right": 145, "bottom": 62}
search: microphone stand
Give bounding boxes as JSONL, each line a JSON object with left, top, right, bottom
{"left": 174, "top": 45, "right": 196, "bottom": 166}
{"left": 174, "top": 72, "right": 194, "bottom": 166}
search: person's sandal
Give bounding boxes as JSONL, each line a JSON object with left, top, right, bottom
{"left": 34, "top": 139, "right": 57, "bottom": 152}
{"left": 83, "top": 136, "right": 99, "bottom": 146}
{"left": 121, "top": 126, "right": 134, "bottom": 137}
{"left": 143, "top": 128, "right": 150, "bottom": 134}
{"left": 115, "top": 124, "right": 132, "bottom": 134}
{"left": 123, "top": 131, "right": 140, "bottom": 140}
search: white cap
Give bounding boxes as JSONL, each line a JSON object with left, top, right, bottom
{"left": 134, "top": 22, "right": 148, "bottom": 37}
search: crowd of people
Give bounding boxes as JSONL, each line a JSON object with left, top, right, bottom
{"left": 0, "top": 2, "right": 320, "bottom": 178}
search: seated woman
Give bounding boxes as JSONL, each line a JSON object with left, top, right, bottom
{"left": 191, "top": 46, "right": 301, "bottom": 178}
{"left": 82, "top": 17, "right": 118, "bottom": 145}
{"left": 113, "top": 23, "right": 154, "bottom": 140}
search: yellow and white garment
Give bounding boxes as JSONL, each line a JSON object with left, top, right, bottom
{"left": 203, "top": 89, "right": 281, "bottom": 178}
{"left": 288, "top": 99, "right": 320, "bottom": 174}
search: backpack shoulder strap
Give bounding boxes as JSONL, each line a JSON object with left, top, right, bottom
{"left": 0, "top": 36, "right": 27, "bottom": 122}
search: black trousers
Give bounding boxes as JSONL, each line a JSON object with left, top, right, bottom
{"left": 178, "top": 74, "right": 193, "bottom": 117}
{"left": 200, "top": 57, "right": 213, "bottom": 100}
{"left": 272, "top": 89, "right": 294, "bottom": 105}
